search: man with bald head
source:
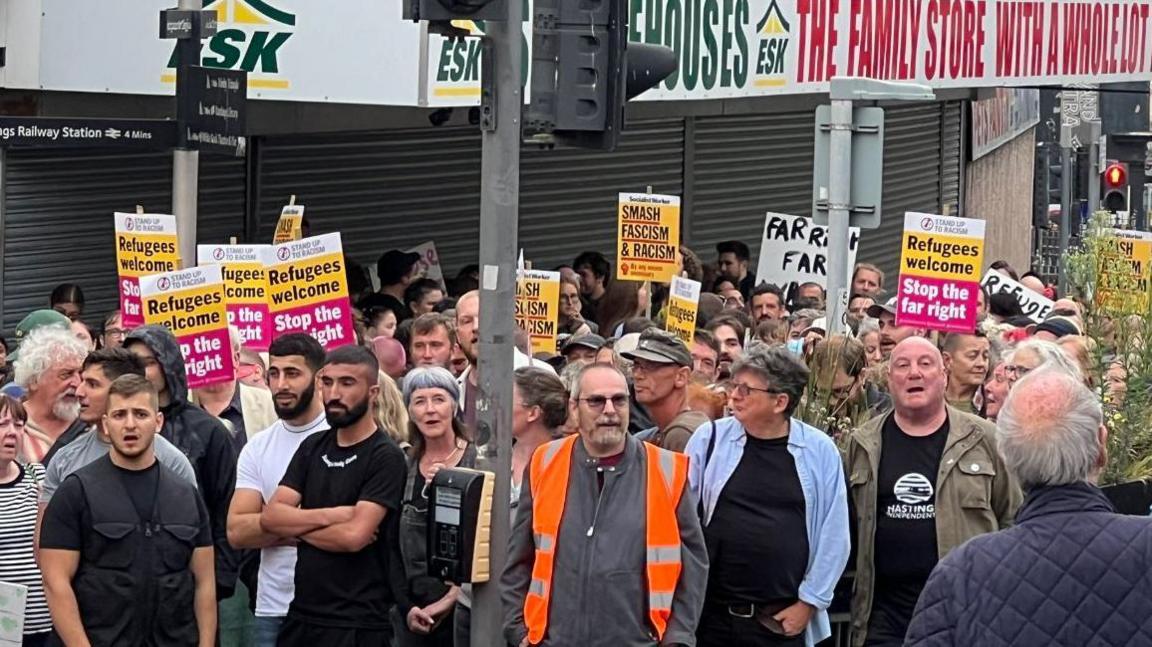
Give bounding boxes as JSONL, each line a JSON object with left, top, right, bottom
{"left": 907, "top": 368, "right": 1152, "bottom": 645}
{"left": 843, "top": 337, "right": 1020, "bottom": 647}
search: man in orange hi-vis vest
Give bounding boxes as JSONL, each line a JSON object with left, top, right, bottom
{"left": 501, "top": 363, "right": 709, "bottom": 647}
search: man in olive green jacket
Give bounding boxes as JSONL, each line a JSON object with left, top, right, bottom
{"left": 843, "top": 337, "right": 1020, "bottom": 647}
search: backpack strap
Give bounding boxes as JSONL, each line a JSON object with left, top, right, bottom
{"left": 696, "top": 421, "right": 717, "bottom": 523}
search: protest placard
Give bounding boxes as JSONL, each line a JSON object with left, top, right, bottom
{"left": 516, "top": 269, "right": 561, "bottom": 355}
{"left": 140, "top": 265, "right": 234, "bottom": 389}
{"left": 114, "top": 212, "right": 180, "bottom": 329}
{"left": 665, "top": 277, "right": 702, "bottom": 346}
{"left": 896, "top": 213, "right": 986, "bottom": 333}
{"left": 273, "top": 203, "right": 304, "bottom": 244}
{"left": 617, "top": 193, "right": 680, "bottom": 283}
{"left": 197, "top": 244, "right": 272, "bottom": 351}
{"left": 981, "top": 270, "right": 1055, "bottom": 323}
{"left": 1096, "top": 233, "right": 1152, "bottom": 311}
{"left": 755, "top": 213, "right": 859, "bottom": 297}
{"left": 267, "top": 233, "right": 355, "bottom": 349}
{"left": 0, "top": 580, "right": 27, "bottom": 647}
{"left": 407, "top": 241, "right": 446, "bottom": 291}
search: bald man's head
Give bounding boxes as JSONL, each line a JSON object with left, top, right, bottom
{"left": 456, "top": 290, "right": 480, "bottom": 364}
{"left": 888, "top": 336, "right": 946, "bottom": 417}
{"left": 998, "top": 367, "right": 1105, "bottom": 488}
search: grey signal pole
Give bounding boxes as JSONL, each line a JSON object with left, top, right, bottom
{"left": 470, "top": 0, "right": 522, "bottom": 643}
{"left": 173, "top": 0, "right": 201, "bottom": 267}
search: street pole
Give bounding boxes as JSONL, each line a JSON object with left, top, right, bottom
{"left": 1087, "top": 123, "right": 1102, "bottom": 215}
{"left": 470, "top": 0, "right": 521, "bottom": 643}
{"left": 1059, "top": 143, "right": 1073, "bottom": 293}
{"left": 825, "top": 98, "right": 853, "bottom": 335}
{"left": 173, "top": 0, "right": 200, "bottom": 267}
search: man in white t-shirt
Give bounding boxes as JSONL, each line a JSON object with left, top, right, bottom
{"left": 226, "top": 334, "right": 329, "bottom": 646}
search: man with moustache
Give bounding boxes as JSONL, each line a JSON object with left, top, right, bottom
{"left": 227, "top": 334, "right": 329, "bottom": 646}
{"left": 261, "top": 345, "right": 407, "bottom": 646}
{"left": 39, "top": 349, "right": 196, "bottom": 507}
{"left": 13, "top": 324, "right": 88, "bottom": 465}
{"left": 502, "top": 363, "right": 709, "bottom": 647}
{"left": 40, "top": 375, "right": 217, "bottom": 647}
{"left": 843, "top": 338, "right": 1020, "bottom": 647}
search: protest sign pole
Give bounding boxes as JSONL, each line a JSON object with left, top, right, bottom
{"left": 172, "top": 0, "right": 201, "bottom": 268}
{"left": 1059, "top": 142, "right": 1073, "bottom": 293}
{"left": 471, "top": 0, "right": 521, "bottom": 643}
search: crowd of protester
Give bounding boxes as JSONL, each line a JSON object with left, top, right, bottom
{"left": 1, "top": 244, "right": 1150, "bottom": 647}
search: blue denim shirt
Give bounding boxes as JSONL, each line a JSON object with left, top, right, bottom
{"left": 685, "top": 416, "right": 851, "bottom": 647}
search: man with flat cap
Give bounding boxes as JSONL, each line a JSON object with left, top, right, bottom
{"left": 623, "top": 329, "right": 711, "bottom": 452}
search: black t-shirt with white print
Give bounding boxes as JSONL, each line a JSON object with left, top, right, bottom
{"left": 279, "top": 428, "right": 406, "bottom": 629}
{"left": 866, "top": 414, "right": 949, "bottom": 646}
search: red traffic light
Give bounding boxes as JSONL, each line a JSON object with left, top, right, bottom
{"left": 1104, "top": 163, "right": 1128, "bottom": 188}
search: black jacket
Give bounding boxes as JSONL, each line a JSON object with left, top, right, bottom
{"left": 54, "top": 456, "right": 203, "bottom": 647}
{"left": 124, "top": 325, "right": 242, "bottom": 595}
{"left": 906, "top": 481, "right": 1152, "bottom": 646}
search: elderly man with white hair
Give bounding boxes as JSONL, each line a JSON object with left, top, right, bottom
{"left": 906, "top": 367, "right": 1152, "bottom": 645}
{"left": 14, "top": 326, "right": 88, "bottom": 464}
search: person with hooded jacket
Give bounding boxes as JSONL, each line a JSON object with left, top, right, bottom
{"left": 124, "top": 325, "right": 243, "bottom": 599}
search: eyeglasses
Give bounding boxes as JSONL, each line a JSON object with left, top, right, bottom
{"left": 1005, "top": 364, "right": 1034, "bottom": 380}
{"left": 104, "top": 328, "right": 126, "bottom": 339}
{"left": 578, "top": 394, "right": 629, "bottom": 412}
{"left": 730, "top": 382, "right": 782, "bottom": 397}
{"left": 631, "top": 359, "right": 675, "bottom": 374}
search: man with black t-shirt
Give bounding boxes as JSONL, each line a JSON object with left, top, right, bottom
{"left": 261, "top": 345, "right": 406, "bottom": 647}
{"left": 40, "top": 375, "right": 216, "bottom": 647}
{"left": 843, "top": 338, "right": 1020, "bottom": 647}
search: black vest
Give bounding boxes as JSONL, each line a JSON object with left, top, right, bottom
{"left": 63, "top": 456, "right": 203, "bottom": 647}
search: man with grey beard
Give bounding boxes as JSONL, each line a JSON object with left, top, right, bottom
{"left": 13, "top": 325, "right": 88, "bottom": 465}
{"left": 502, "top": 363, "right": 709, "bottom": 647}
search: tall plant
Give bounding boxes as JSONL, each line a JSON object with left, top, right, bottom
{"left": 1065, "top": 212, "right": 1152, "bottom": 484}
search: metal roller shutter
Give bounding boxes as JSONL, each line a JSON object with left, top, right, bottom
{"left": 519, "top": 119, "right": 685, "bottom": 269}
{"left": 255, "top": 128, "right": 483, "bottom": 276}
{"left": 689, "top": 111, "right": 816, "bottom": 260}
{"left": 254, "top": 119, "right": 684, "bottom": 277}
{"left": 941, "top": 101, "right": 963, "bottom": 213}
{"left": 1, "top": 148, "right": 246, "bottom": 332}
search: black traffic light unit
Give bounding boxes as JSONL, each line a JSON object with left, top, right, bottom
{"left": 525, "top": 0, "right": 676, "bottom": 150}
{"left": 1102, "top": 162, "right": 1128, "bottom": 213}
{"left": 403, "top": 0, "right": 506, "bottom": 22}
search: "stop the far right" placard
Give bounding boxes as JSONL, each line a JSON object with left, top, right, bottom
{"left": 896, "top": 213, "right": 986, "bottom": 334}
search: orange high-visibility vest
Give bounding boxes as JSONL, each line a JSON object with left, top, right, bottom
{"left": 523, "top": 435, "right": 688, "bottom": 644}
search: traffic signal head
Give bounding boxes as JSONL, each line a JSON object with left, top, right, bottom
{"left": 1102, "top": 162, "right": 1128, "bottom": 213}
{"left": 1104, "top": 162, "right": 1128, "bottom": 189}
{"left": 403, "top": 0, "right": 505, "bottom": 22}
{"left": 526, "top": 0, "right": 676, "bottom": 150}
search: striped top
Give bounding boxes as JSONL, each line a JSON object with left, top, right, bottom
{"left": 0, "top": 462, "right": 50, "bottom": 634}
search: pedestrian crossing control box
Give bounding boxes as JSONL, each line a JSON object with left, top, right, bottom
{"left": 428, "top": 467, "right": 495, "bottom": 584}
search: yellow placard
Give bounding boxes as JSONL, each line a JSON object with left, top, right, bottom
{"left": 220, "top": 263, "right": 269, "bottom": 304}
{"left": 516, "top": 270, "right": 561, "bottom": 355}
{"left": 267, "top": 251, "right": 348, "bottom": 310}
{"left": 273, "top": 204, "right": 304, "bottom": 244}
{"left": 665, "top": 277, "right": 701, "bottom": 346}
{"left": 116, "top": 232, "right": 181, "bottom": 277}
{"left": 899, "top": 231, "right": 984, "bottom": 282}
{"left": 1096, "top": 236, "right": 1152, "bottom": 311}
{"left": 142, "top": 282, "right": 229, "bottom": 338}
{"left": 617, "top": 192, "right": 680, "bottom": 283}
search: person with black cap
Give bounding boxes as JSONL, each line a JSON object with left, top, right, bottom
{"left": 361, "top": 249, "right": 423, "bottom": 323}
{"left": 716, "top": 241, "right": 757, "bottom": 302}
{"left": 561, "top": 334, "right": 606, "bottom": 365}
{"left": 623, "top": 329, "right": 711, "bottom": 452}
{"left": 1031, "top": 315, "right": 1082, "bottom": 341}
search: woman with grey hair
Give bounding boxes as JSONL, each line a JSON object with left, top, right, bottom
{"left": 395, "top": 367, "right": 475, "bottom": 646}
{"left": 1007, "top": 339, "right": 1083, "bottom": 384}
{"left": 684, "top": 344, "right": 850, "bottom": 646}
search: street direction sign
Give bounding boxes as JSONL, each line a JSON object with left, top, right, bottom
{"left": 0, "top": 117, "right": 177, "bottom": 149}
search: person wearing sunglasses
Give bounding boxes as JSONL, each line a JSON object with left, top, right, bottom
{"left": 687, "top": 344, "right": 849, "bottom": 646}
{"left": 502, "top": 363, "right": 708, "bottom": 647}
